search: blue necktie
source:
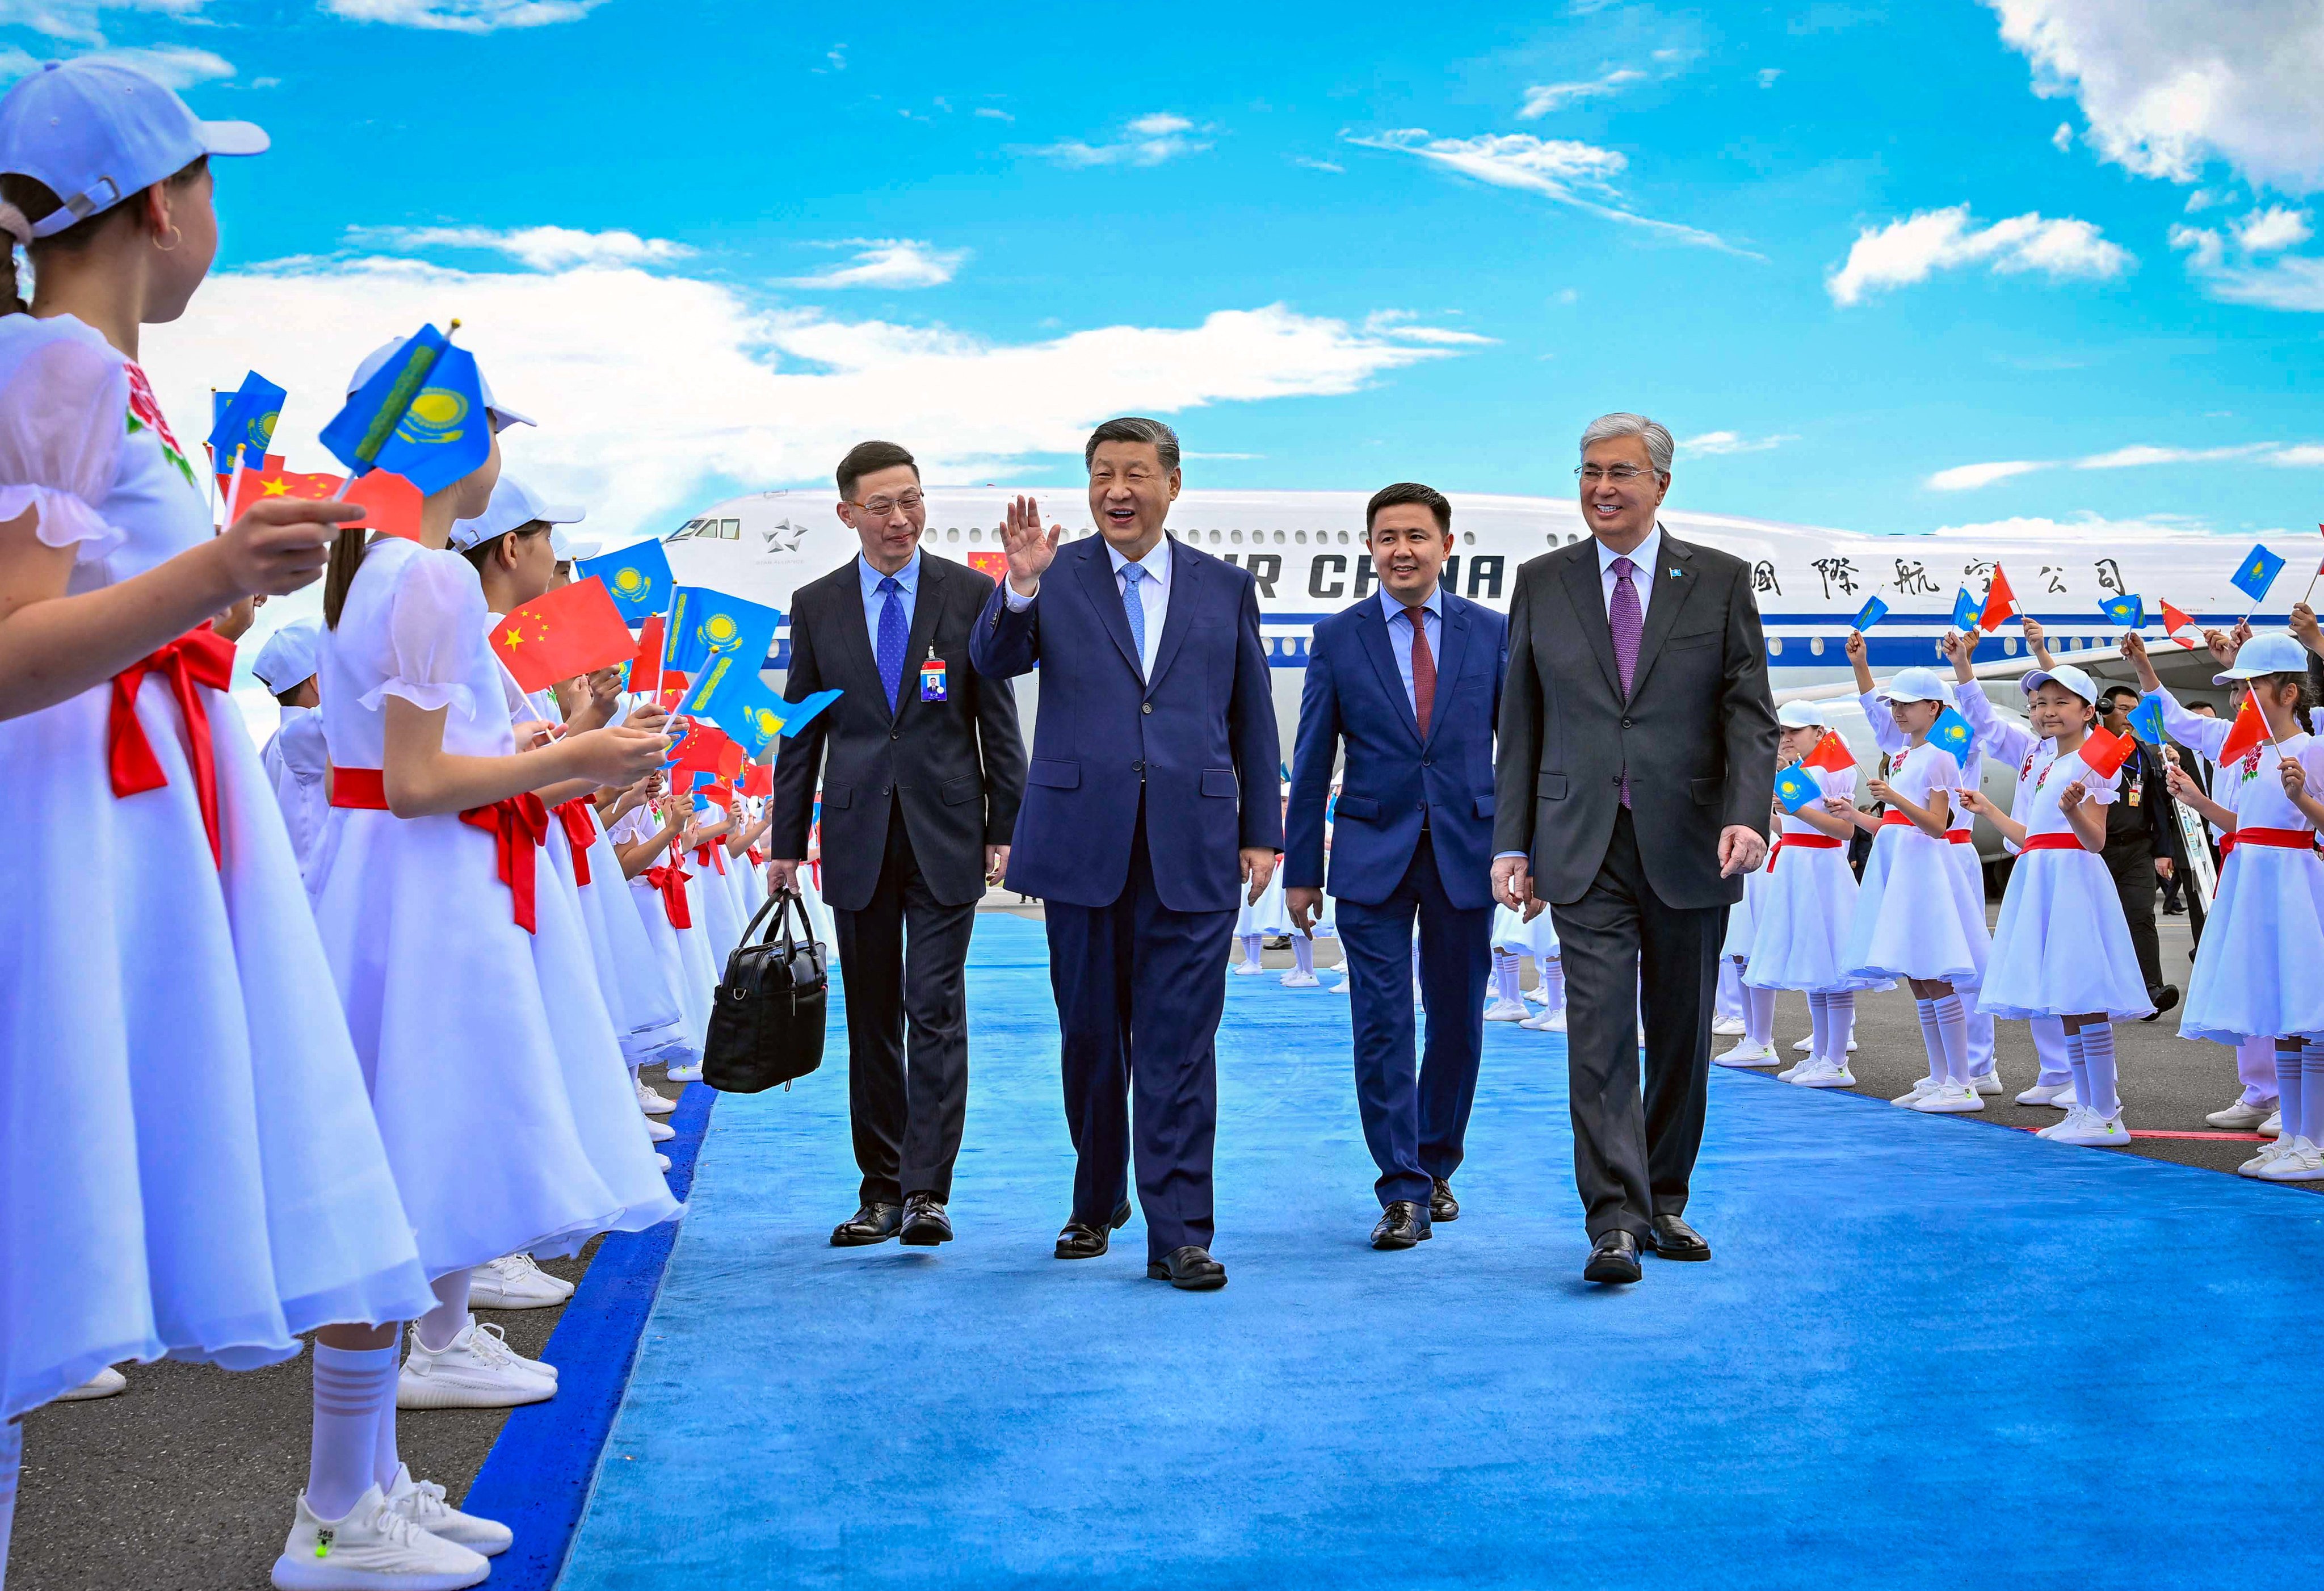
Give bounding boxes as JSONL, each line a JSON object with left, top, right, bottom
{"left": 1119, "top": 563, "right": 1148, "bottom": 678}
{"left": 875, "top": 575, "right": 906, "bottom": 712}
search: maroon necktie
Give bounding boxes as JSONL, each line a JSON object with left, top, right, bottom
{"left": 1609, "top": 556, "right": 1641, "bottom": 807}
{"left": 1406, "top": 606, "right": 1435, "bottom": 739}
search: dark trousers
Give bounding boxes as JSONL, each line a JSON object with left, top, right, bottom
{"left": 831, "top": 809, "right": 976, "bottom": 1206}
{"left": 1042, "top": 807, "right": 1233, "bottom": 1261}
{"left": 1334, "top": 832, "right": 1492, "bottom": 1208}
{"left": 2104, "top": 846, "right": 2165, "bottom": 994}
{"left": 1550, "top": 808, "right": 1722, "bottom": 1242}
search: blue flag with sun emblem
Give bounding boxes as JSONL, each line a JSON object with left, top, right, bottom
{"left": 663, "top": 586, "right": 782, "bottom": 675}
{"left": 2098, "top": 593, "right": 2144, "bottom": 631}
{"left": 1950, "top": 586, "right": 1981, "bottom": 632}
{"left": 1851, "top": 596, "right": 1889, "bottom": 632}
{"left": 1774, "top": 764, "right": 1821, "bottom": 815}
{"left": 578, "top": 538, "right": 676, "bottom": 624}
{"left": 318, "top": 324, "right": 493, "bottom": 497}
{"left": 1930, "top": 705, "right": 1976, "bottom": 767}
{"left": 2127, "top": 694, "right": 2166, "bottom": 746}
{"left": 205, "top": 370, "right": 284, "bottom": 473}
{"left": 678, "top": 650, "right": 838, "bottom": 755}
{"left": 2230, "top": 543, "right": 2285, "bottom": 605}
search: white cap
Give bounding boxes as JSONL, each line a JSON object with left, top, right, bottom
{"left": 249, "top": 617, "right": 321, "bottom": 695}
{"left": 2213, "top": 631, "right": 2310, "bottom": 684}
{"left": 448, "top": 475, "right": 582, "bottom": 553}
{"left": 2021, "top": 663, "right": 2099, "bottom": 704}
{"left": 0, "top": 60, "right": 267, "bottom": 242}
{"left": 1776, "top": 700, "right": 1827, "bottom": 729}
{"left": 1874, "top": 666, "right": 1951, "bottom": 706}
{"left": 550, "top": 529, "right": 600, "bottom": 562}
{"left": 349, "top": 336, "right": 532, "bottom": 434}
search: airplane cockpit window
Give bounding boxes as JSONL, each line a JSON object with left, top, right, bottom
{"left": 719, "top": 519, "right": 741, "bottom": 540}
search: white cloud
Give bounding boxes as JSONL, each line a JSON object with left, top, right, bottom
{"left": 1756, "top": 68, "right": 1783, "bottom": 88}
{"left": 2050, "top": 120, "right": 2074, "bottom": 151}
{"left": 1292, "top": 156, "right": 1344, "bottom": 173}
{"left": 0, "top": 0, "right": 200, "bottom": 45}
{"left": 141, "top": 256, "right": 1471, "bottom": 539}
{"left": 2231, "top": 204, "right": 2312, "bottom": 254}
{"left": 780, "top": 238, "right": 966, "bottom": 291}
{"left": 0, "top": 40, "right": 231, "bottom": 86}
{"left": 1678, "top": 430, "right": 1795, "bottom": 456}
{"left": 1826, "top": 203, "right": 2132, "bottom": 305}
{"left": 2168, "top": 222, "right": 2225, "bottom": 270}
{"left": 1359, "top": 309, "right": 1494, "bottom": 346}
{"left": 2173, "top": 212, "right": 2324, "bottom": 310}
{"left": 2269, "top": 444, "right": 2324, "bottom": 466}
{"left": 1926, "top": 459, "right": 2050, "bottom": 491}
{"left": 2074, "top": 442, "right": 2274, "bottom": 468}
{"left": 1928, "top": 438, "right": 2324, "bottom": 489}
{"left": 350, "top": 224, "right": 693, "bottom": 270}
{"left": 1518, "top": 67, "right": 1644, "bottom": 118}
{"left": 1033, "top": 112, "right": 1208, "bottom": 168}
{"left": 1345, "top": 129, "right": 1751, "bottom": 254}
{"left": 2203, "top": 256, "right": 2324, "bottom": 311}
{"left": 320, "top": 0, "right": 606, "bottom": 30}
{"left": 973, "top": 106, "right": 1012, "bottom": 121}
{"left": 2184, "top": 188, "right": 2224, "bottom": 212}
{"left": 1984, "top": 0, "right": 2324, "bottom": 193}
{"left": 1934, "top": 510, "right": 2220, "bottom": 539}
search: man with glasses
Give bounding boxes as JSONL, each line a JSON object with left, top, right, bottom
{"left": 768, "top": 440, "right": 1027, "bottom": 1250}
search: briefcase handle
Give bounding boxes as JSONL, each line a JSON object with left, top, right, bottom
{"left": 737, "top": 885, "right": 815, "bottom": 956}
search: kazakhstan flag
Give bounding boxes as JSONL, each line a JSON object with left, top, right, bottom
{"left": 680, "top": 652, "right": 838, "bottom": 754}
{"left": 2230, "top": 543, "right": 2285, "bottom": 605}
{"left": 1774, "top": 764, "right": 1821, "bottom": 815}
{"left": 1930, "top": 705, "right": 1976, "bottom": 767}
{"left": 2098, "top": 593, "right": 2144, "bottom": 630}
{"left": 319, "top": 324, "right": 493, "bottom": 497}
{"left": 1949, "top": 586, "right": 1981, "bottom": 632}
{"left": 578, "top": 538, "right": 676, "bottom": 624}
{"left": 665, "top": 586, "right": 781, "bottom": 674}
{"left": 205, "top": 370, "right": 284, "bottom": 473}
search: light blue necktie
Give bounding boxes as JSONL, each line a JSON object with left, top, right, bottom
{"left": 875, "top": 575, "right": 907, "bottom": 713}
{"left": 1119, "top": 562, "right": 1148, "bottom": 677}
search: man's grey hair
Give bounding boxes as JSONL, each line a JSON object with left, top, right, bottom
{"left": 1579, "top": 412, "right": 1674, "bottom": 476}
{"left": 1086, "top": 415, "right": 1182, "bottom": 473}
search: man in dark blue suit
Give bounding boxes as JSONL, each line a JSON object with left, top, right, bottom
{"left": 969, "top": 417, "right": 1281, "bottom": 1291}
{"left": 1285, "top": 484, "right": 1506, "bottom": 1250}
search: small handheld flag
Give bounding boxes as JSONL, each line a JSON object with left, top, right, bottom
{"left": 1979, "top": 565, "right": 2019, "bottom": 632}
{"left": 318, "top": 323, "right": 493, "bottom": 497}
{"left": 742, "top": 763, "right": 774, "bottom": 799}
{"left": 1774, "top": 765, "right": 1822, "bottom": 815}
{"left": 229, "top": 461, "right": 340, "bottom": 518}
{"left": 341, "top": 469, "right": 422, "bottom": 541}
{"left": 1930, "top": 705, "right": 1976, "bottom": 767}
{"left": 1802, "top": 729, "right": 1856, "bottom": 773}
{"left": 578, "top": 539, "right": 677, "bottom": 624}
{"left": 664, "top": 587, "right": 781, "bottom": 675}
{"left": 2099, "top": 593, "right": 2144, "bottom": 631}
{"left": 2126, "top": 695, "right": 2166, "bottom": 746}
{"left": 1852, "top": 596, "right": 1890, "bottom": 632}
{"left": 2230, "top": 543, "right": 2286, "bottom": 607}
{"left": 2078, "top": 724, "right": 2137, "bottom": 779}
{"left": 2159, "top": 601, "right": 2200, "bottom": 649}
{"left": 630, "top": 615, "right": 666, "bottom": 698}
{"left": 490, "top": 577, "right": 639, "bottom": 693}
{"left": 205, "top": 371, "right": 284, "bottom": 475}
{"left": 2217, "top": 691, "right": 2269, "bottom": 765}
{"left": 1949, "top": 586, "right": 1981, "bottom": 633}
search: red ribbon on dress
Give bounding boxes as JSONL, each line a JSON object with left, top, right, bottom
{"left": 1767, "top": 833, "right": 1842, "bottom": 872}
{"left": 2018, "top": 832, "right": 2093, "bottom": 854}
{"left": 2218, "top": 826, "right": 2318, "bottom": 859}
{"left": 460, "top": 793, "right": 550, "bottom": 933}
{"left": 747, "top": 845, "right": 764, "bottom": 866}
{"left": 694, "top": 841, "right": 728, "bottom": 876}
{"left": 551, "top": 797, "right": 598, "bottom": 886}
{"left": 108, "top": 622, "right": 236, "bottom": 868}
{"left": 1879, "top": 811, "right": 1972, "bottom": 841}
{"left": 645, "top": 853, "right": 692, "bottom": 929}
{"left": 330, "top": 767, "right": 389, "bottom": 809}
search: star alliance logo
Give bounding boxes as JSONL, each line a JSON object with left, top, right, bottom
{"left": 760, "top": 519, "right": 809, "bottom": 554}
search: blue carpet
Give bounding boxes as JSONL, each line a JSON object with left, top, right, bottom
{"left": 555, "top": 914, "right": 2324, "bottom": 1589}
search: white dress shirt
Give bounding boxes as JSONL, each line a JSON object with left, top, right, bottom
{"left": 1004, "top": 534, "right": 1174, "bottom": 678}
{"left": 1377, "top": 582, "right": 1443, "bottom": 719}
{"left": 1595, "top": 522, "right": 1663, "bottom": 624}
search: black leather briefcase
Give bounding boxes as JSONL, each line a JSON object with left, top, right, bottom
{"left": 703, "top": 888, "right": 827, "bottom": 1094}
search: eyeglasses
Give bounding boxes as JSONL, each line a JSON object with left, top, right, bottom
{"left": 846, "top": 489, "right": 925, "bottom": 517}
{"left": 1574, "top": 465, "right": 1662, "bottom": 485}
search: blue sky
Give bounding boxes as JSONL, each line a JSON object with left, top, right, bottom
{"left": 6, "top": 0, "right": 2320, "bottom": 545}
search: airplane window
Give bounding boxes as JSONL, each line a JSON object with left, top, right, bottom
{"left": 946, "top": 528, "right": 960, "bottom": 542}
{"left": 1295, "top": 530, "right": 1307, "bottom": 544}
{"left": 1768, "top": 637, "right": 1783, "bottom": 656}
{"left": 721, "top": 519, "right": 740, "bottom": 539}
{"left": 1274, "top": 530, "right": 1286, "bottom": 544}
{"left": 1809, "top": 637, "right": 1825, "bottom": 656}
{"left": 1464, "top": 533, "right": 1475, "bottom": 545}
{"left": 2004, "top": 636, "right": 2020, "bottom": 655}
{"left": 969, "top": 527, "right": 983, "bottom": 543}
{"left": 1230, "top": 530, "right": 1243, "bottom": 544}
{"left": 1338, "top": 530, "right": 1350, "bottom": 544}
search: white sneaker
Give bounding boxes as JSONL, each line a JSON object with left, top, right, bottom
{"left": 1792, "top": 1034, "right": 1814, "bottom": 1052}
{"left": 1280, "top": 970, "right": 1320, "bottom": 988}
{"left": 2015, "top": 1080, "right": 2075, "bottom": 1107}
{"left": 1712, "top": 1014, "right": 1747, "bottom": 1037}
{"left": 644, "top": 1115, "right": 675, "bottom": 1142}
{"left": 636, "top": 1078, "right": 675, "bottom": 1116}
{"left": 1970, "top": 1071, "right": 2003, "bottom": 1096}
{"left": 271, "top": 1484, "right": 488, "bottom": 1591}
{"left": 397, "top": 1319, "right": 555, "bottom": 1410}
{"left": 1522, "top": 983, "right": 1550, "bottom": 1006}
{"left": 1714, "top": 1040, "right": 1779, "bottom": 1068}
{"left": 657, "top": 1151, "right": 673, "bottom": 1171}
{"left": 2256, "top": 1137, "right": 2324, "bottom": 1181}
{"left": 2036, "top": 1106, "right": 2084, "bottom": 1140}
{"left": 1519, "top": 1008, "right": 1567, "bottom": 1032}
{"left": 2262, "top": 1109, "right": 2283, "bottom": 1136}
{"left": 1327, "top": 977, "right": 1351, "bottom": 994}
{"left": 384, "top": 1464, "right": 512, "bottom": 1557}
{"left": 1911, "top": 1084, "right": 1985, "bottom": 1114}
{"left": 1484, "top": 998, "right": 1528, "bottom": 1022}
{"left": 468, "top": 1252, "right": 571, "bottom": 1310}
{"left": 2207, "top": 1098, "right": 2279, "bottom": 1130}
{"left": 1793, "top": 1062, "right": 1856, "bottom": 1088}
{"left": 662, "top": 1061, "right": 703, "bottom": 1083}
{"left": 2242, "top": 1137, "right": 2298, "bottom": 1176}
{"left": 56, "top": 1365, "right": 127, "bottom": 1400}
{"left": 1891, "top": 1077, "right": 1941, "bottom": 1107}
{"left": 2053, "top": 1109, "right": 2132, "bottom": 1147}
{"left": 1231, "top": 960, "right": 1264, "bottom": 976}
{"left": 1774, "top": 1057, "right": 1806, "bottom": 1081}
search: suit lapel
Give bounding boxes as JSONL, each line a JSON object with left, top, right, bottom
{"left": 1145, "top": 536, "right": 1202, "bottom": 694}
{"left": 1352, "top": 595, "right": 1422, "bottom": 745}
{"left": 1072, "top": 538, "right": 1145, "bottom": 680}
{"left": 1558, "top": 545, "right": 1624, "bottom": 700}
{"left": 1424, "top": 594, "right": 1469, "bottom": 749}
{"left": 1622, "top": 531, "right": 1697, "bottom": 702}
{"left": 831, "top": 557, "right": 889, "bottom": 714}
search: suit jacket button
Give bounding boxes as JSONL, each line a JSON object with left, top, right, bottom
{"left": 1142, "top": 702, "right": 1152, "bottom": 713}
{"left": 1422, "top": 758, "right": 1431, "bottom": 767}
{"left": 1621, "top": 718, "right": 1633, "bottom": 729}
{"left": 890, "top": 729, "right": 901, "bottom": 739}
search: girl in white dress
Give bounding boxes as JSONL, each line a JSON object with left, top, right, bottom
{"left": 1712, "top": 819, "right": 1780, "bottom": 1068}
{"left": 612, "top": 781, "right": 717, "bottom": 1055}
{"left": 1841, "top": 666, "right": 1992, "bottom": 1113}
{"left": 1747, "top": 703, "right": 1884, "bottom": 1088}
{"left": 2127, "top": 632, "right": 2324, "bottom": 1180}
{"left": 683, "top": 785, "right": 745, "bottom": 965}
{"left": 1232, "top": 856, "right": 1285, "bottom": 973}
{"left": 304, "top": 345, "right": 682, "bottom": 1559}
{"left": 251, "top": 617, "right": 331, "bottom": 880}
{"left": 1962, "top": 662, "right": 2152, "bottom": 1145}
{"left": 0, "top": 62, "right": 486, "bottom": 1591}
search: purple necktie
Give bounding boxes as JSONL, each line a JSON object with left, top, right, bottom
{"left": 1609, "top": 555, "right": 1641, "bottom": 808}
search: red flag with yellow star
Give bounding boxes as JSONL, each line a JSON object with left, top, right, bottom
{"left": 342, "top": 468, "right": 423, "bottom": 541}
{"left": 229, "top": 460, "right": 341, "bottom": 518}
{"left": 490, "top": 576, "right": 637, "bottom": 693}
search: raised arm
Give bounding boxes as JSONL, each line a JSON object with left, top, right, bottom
{"left": 1848, "top": 630, "right": 1905, "bottom": 758}
{"left": 968, "top": 494, "right": 1057, "bottom": 681}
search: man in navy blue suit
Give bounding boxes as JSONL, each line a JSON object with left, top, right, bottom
{"left": 969, "top": 417, "right": 1281, "bottom": 1291}
{"left": 1285, "top": 484, "right": 1506, "bottom": 1250}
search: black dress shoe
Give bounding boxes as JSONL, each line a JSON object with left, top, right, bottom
{"left": 2141, "top": 984, "right": 2180, "bottom": 1022}
{"left": 1146, "top": 1245, "right": 1228, "bottom": 1290}
{"left": 1583, "top": 1230, "right": 1642, "bottom": 1284}
{"left": 1055, "top": 1199, "right": 1136, "bottom": 1260}
{"left": 1428, "top": 1178, "right": 1460, "bottom": 1223}
{"left": 830, "top": 1202, "right": 902, "bottom": 1247}
{"left": 1644, "top": 1214, "right": 1711, "bottom": 1261}
{"left": 898, "top": 1193, "right": 953, "bottom": 1246}
{"left": 1371, "top": 1201, "right": 1431, "bottom": 1250}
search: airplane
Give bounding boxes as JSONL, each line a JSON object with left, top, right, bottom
{"left": 656, "top": 485, "right": 2301, "bottom": 866}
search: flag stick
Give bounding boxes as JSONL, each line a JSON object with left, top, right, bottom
{"left": 205, "top": 387, "right": 218, "bottom": 525}
{"left": 223, "top": 452, "right": 249, "bottom": 530}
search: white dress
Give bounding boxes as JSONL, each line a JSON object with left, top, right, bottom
{"left": 1745, "top": 765, "right": 1885, "bottom": 993}
{"left": 1841, "top": 741, "right": 1990, "bottom": 985}
{"left": 0, "top": 314, "right": 430, "bottom": 1420}
{"left": 260, "top": 704, "right": 330, "bottom": 884}
{"left": 308, "top": 536, "right": 679, "bottom": 1278}
{"left": 612, "top": 805, "right": 716, "bottom": 1047}
{"left": 1864, "top": 685, "right": 1986, "bottom": 955}
{"left": 1490, "top": 900, "right": 1560, "bottom": 959}
{"left": 1718, "top": 850, "right": 1772, "bottom": 963}
{"left": 1237, "top": 862, "right": 1288, "bottom": 938}
{"left": 1976, "top": 752, "right": 2153, "bottom": 1021}
{"left": 688, "top": 835, "right": 745, "bottom": 968}
{"left": 2154, "top": 689, "right": 2324, "bottom": 1043}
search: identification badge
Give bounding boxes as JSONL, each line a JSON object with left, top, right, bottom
{"left": 2127, "top": 783, "right": 2142, "bottom": 807}
{"left": 919, "top": 656, "right": 947, "bottom": 702}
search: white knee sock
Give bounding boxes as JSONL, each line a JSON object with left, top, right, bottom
{"left": 2064, "top": 1027, "right": 2089, "bottom": 1107}
{"left": 1822, "top": 992, "right": 1855, "bottom": 1065}
{"left": 309, "top": 1342, "right": 398, "bottom": 1519}
{"left": 0, "top": 1417, "right": 20, "bottom": 1591}
{"left": 1292, "top": 935, "right": 1314, "bottom": 976}
{"left": 2030, "top": 1017, "right": 2071, "bottom": 1087}
{"left": 1541, "top": 956, "right": 1565, "bottom": 1010}
{"left": 1913, "top": 999, "right": 1946, "bottom": 1084}
{"left": 2301, "top": 1042, "right": 2324, "bottom": 1144}
{"left": 2081, "top": 1022, "right": 2121, "bottom": 1119}
{"left": 370, "top": 1347, "right": 404, "bottom": 1491}
{"left": 1716, "top": 957, "right": 1745, "bottom": 1022}
{"left": 1745, "top": 985, "right": 1776, "bottom": 1047}
{"left": 1493, "top": 951, "right": 1522, "bottom": 1004}
{"left": 1239, "top": 934, "right": 1262, "bottom": 965}
{"left": 416, "top": 1271, "right": 470, "bottom": 1354}
{"left": 1930, "top": 993, "right": 1972, "bottom": 1085}
{"left": 1806, "top": 992, "right": 1830, "bottom": 1061}
{"left": 1965, "top": 1004, "right": 1997, "bottom": 1077}
{"left": 2277, "top": 1046, "right": 2306, "bottom": 1140}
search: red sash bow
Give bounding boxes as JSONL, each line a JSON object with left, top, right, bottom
{"left": 2018, "top": 832, "right": 2092, "bottom": 854}
{"left": 747, "top": 845, "right": 764, "bottom": 866}
{"left": 694, "top": 841, "right": 727, "bottom": 876}
{"left": 2219, "top": 826, "right": 2317, "bottom": 859}
{"left": 1880, "top": 811, "right": 1972, "bottom": 841}
{"left": 645, "top": 854, "right": 692, "bottom": 929}
{"left": 1767, "top": 833, "right": 1841, "bottom": 872}
{"left": 460, "top": 793, "right": 550, "bottom": 933}
{"left": 551, "top": 797, "right": 598, "bottom": 885}
{"left": 109, "top": 622, "right": 236, "bottom": 868}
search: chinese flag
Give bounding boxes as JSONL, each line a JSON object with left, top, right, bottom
{"left": 1978, "top": 565, "right": 2019, "bottom": 632}
{"left": 229, "top": 460, "right": 340, "bottom": 518}
{"left": 631, "top": 615, "right": 666, "bottom": 697}
{"left": 2217, "top": 691, "right": 2269, "bottom": 765}
{"left": 967, "top": 550, "right": 1007, "bottom": 582}
{"left": 2078, "top": 724, "right": 2137, "bottom": 778}
{"left": 490, "top": 576, "right": 638, "bottom": 693}
{"left": 2160, "top": 600, "right": 2200, "bottom": 649}
{"left": 217, "top": 451, "right": 284, "bottom": 502}
{"left": 671, "top": 722, "right": 734, "bottom": 774}
{"left": 1802, "top": 729, "right": 1856, "bottom": 772}
{"left": 742, "top": 762, "right": 773, "bottom": 797}
{"left": 657, "top": 670, "right": 690, "bottom": 712}
{"left": 700, "top": 777, "right": 734, "bottom": 807}
{"left": 717, "top": 737, "right": 745, "bottom": 782}
{"left": 342, "top": 469, "right": 422, "bottom": 541}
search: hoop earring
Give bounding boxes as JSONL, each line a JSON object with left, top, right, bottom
{"left": 155, "top": 225, "right": 183, "bottom": 253}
